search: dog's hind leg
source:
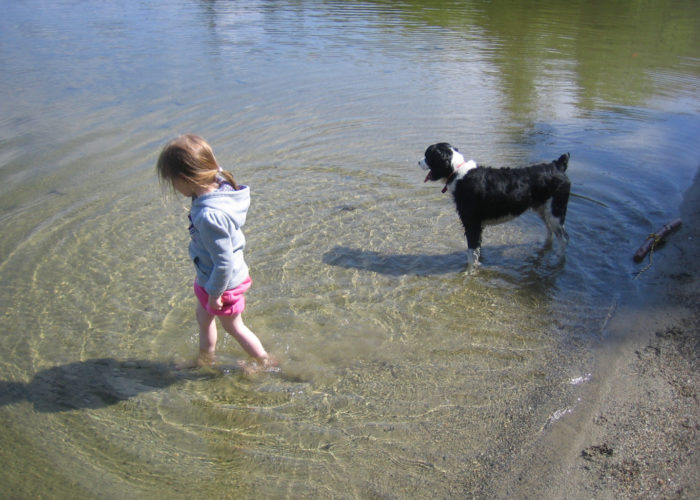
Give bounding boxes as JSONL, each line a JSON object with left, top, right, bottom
{"left": 551, "top": 182, "right": 571, "bottom": 246}
{"left": 535, "top": 205, "right": 554, "bottom": 247}
{"left": 549, "top": 218, "right": 569, "bottom": 254}
{"left": 536, "top": 201, "right": 568, "bottom": 252}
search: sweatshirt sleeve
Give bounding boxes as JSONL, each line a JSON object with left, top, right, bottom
{"left": 196, "top": 210, "right": 235, "bottom": 296}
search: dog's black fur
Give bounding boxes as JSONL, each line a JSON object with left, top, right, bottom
{"left": 419, "top": 142, "right": 571, "bottom": 268}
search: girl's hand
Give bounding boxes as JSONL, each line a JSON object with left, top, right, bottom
{"left": 208, "top": 294, "right": 223, "bottom": 311}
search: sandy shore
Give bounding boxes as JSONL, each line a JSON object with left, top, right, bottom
{"left": 498, "top": 169, "right": 700, "bottom": 499}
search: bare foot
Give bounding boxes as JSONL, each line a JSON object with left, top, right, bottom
{"left": 238, "top": 355, "right": 280, "bottom": 376}
{"left": 175, "top": 351, "right": 216, "bottom": 370}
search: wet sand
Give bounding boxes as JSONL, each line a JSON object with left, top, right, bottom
{"left": 499, "top": 168, "right": 700, "bottom": 499}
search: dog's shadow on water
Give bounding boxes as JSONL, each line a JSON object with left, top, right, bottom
{"left": 323, "top": 246, "right": 468, "bottom": 276}
{"left": 0, "top": 358, "right": 212, "bottom": 413}
{"left": 323, "top": 245, "right": 566, "bottom": 290}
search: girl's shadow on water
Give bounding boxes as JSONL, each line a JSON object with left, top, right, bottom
{"left": 0, "top": 358, "right": 202, "bottom": 413}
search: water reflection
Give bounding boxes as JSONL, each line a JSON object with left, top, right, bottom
{"left": 381, "top": 0, "right": 700, "bottom": 117}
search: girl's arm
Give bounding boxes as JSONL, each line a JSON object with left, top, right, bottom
{"left": 197, "top": 212, "right": 236, "bottom": 298}
{"left": 208, "top": 294, "right": 224, "bottom": 311}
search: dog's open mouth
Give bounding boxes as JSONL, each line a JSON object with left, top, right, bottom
{"left": 424, "top": 172, "right": 432, "bottom": 182}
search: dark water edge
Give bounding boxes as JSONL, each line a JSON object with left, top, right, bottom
{"left": 493, "top": 165, "right": 700, "bottom": 499}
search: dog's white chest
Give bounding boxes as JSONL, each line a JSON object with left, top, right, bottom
{"left": 446, "top": 160, "right": 477, "bottom": 194}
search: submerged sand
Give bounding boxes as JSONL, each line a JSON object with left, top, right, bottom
{"left": 498, "top": 168, "right": 700, "bottom": 499}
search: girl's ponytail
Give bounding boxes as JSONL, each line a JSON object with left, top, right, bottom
{"left": 218, "top": 168, "right": 240, "bottom": 191}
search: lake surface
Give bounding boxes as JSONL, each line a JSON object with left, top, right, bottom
{"left": 1, "top": 0, "right": 699, "bottom": 497}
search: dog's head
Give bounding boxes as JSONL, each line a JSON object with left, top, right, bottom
{"left": 419, "top": 142, "right": 466, "bottom": 182}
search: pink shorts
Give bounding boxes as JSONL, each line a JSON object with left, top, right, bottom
{"left": 194, "top": 276, "right": 252, "bottom": 316}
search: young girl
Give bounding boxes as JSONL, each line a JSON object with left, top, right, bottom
{"left": 157, "top": 134, "right": 275, "bottom": 373}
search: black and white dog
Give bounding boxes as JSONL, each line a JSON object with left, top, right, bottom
{"left": 419, "top": 142, "right": 571, "bottom": 269}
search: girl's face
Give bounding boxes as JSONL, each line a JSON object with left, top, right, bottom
{"left": 172, "top": 176, "right": 196, "bottom": 197}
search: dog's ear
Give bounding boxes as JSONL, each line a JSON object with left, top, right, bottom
{"left": 427, "top": 143, "right": 455, "bottom": 166}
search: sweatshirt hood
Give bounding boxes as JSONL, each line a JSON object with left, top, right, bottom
{"left": 191, "top": 185, "right": 250, "bottom": 227}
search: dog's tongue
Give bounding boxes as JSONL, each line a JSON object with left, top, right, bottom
{"left": 424, "top": 172, "right": 432, "bottom": 182}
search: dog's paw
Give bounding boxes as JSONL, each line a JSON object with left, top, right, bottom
{"left": 463, "top": 260, "right": 480, "bottom": 276}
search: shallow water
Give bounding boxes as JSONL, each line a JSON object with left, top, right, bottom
{"left": 1, "top": 0, "right": 699, "bottom": 497}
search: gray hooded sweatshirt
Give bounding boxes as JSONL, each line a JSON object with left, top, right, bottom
{"left": 189, "top": 185, "right": 250, "bottom": 296}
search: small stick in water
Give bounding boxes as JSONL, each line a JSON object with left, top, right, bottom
{"left": 633, "top": 218, "right": 682, "bottom": 263}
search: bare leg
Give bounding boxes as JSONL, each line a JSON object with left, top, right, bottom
{"left": 219, "top": 314, "right": 278, "bottom": 374}
{"left": 219, "top": 313, "right": 267, "bottom": 359}
{"left": 196, "top": 301, "right": 218, "bottom": 366}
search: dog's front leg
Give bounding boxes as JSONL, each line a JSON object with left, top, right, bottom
{"left": 464, "top": 225, "right": 483, "bottom": 273}
{"left": 465, "top": 248, "right": 481, "bottom": 274}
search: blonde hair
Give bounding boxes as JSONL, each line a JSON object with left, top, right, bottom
{"left": 156, "top": 134, "right": 239, "bottom": 192}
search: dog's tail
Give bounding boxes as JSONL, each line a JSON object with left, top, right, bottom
{"left": 555, "top": 153, "right": 570, "bottom": 172}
